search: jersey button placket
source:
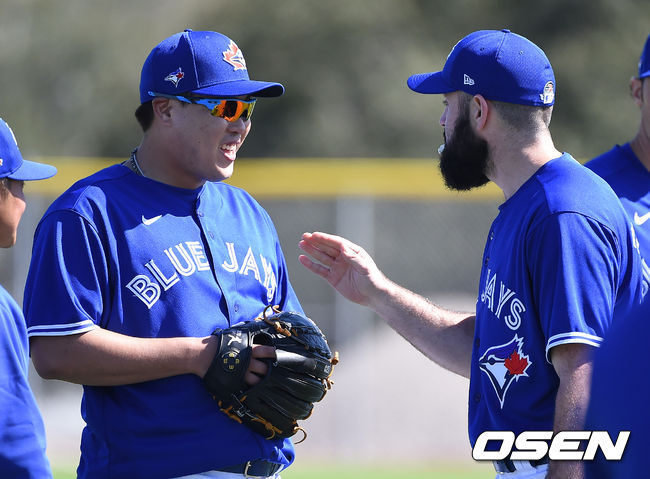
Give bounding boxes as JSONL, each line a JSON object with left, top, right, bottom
{"left": 484, "top": 230, "right": 494, "bottom": 265}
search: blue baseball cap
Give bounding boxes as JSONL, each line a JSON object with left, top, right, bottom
{"left": 638, "top": 34, "right": 650, "bottom": 79}
{"left": 407, "top": 29, "right": 556, "bottom": 107}
{"left": 0, "top": 118, "right": 56, "bottom": 181}
{"left": 140, "top": 30, "right": 284, "bottom": 103}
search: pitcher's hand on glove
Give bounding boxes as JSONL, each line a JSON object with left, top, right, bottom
{"left": 203, "top": 306, "right": 338, "bottom": 441}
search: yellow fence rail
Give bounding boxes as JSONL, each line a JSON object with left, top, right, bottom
{"left": 27, "top": 157, "right": 504, "bottom": 200}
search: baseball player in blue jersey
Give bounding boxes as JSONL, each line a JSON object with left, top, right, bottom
{"left": 585, "top": 34, "right": 650, "bottom": 307}
{"left": 0, "top": 118, "right": 56, "bottom": 477}
{"left": 298, "top": 30, "right": 646, "bottom": 479}
{"left": 23, "top": 30, "right": 303, "bottom": 478}
{"left": 584, "top": 34, "right": 650, "bottom": 478}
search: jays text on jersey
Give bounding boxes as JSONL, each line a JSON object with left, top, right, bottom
{"left": 0, "top": 285, "right": 51, "bottom": 478}
{"left": 23, "top": 164, "right": 303, "bottom": 478}
{"left": 468, "top": 154, "right": 645, "bottom": 446}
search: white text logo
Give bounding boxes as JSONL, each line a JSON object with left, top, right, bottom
{"left": 472, "top": 431, "right": 630, "bottom": 461}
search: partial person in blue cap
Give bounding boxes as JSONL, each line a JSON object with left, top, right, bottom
{"left": 22, "top": 30, "right": 304, "bottom": 479}
{"left": 0, "top": 118, "right": 55, "bottom": 478}
{"left": 298, "top": 29, "right": 646, "bottom": 479}
{"left": 584, "top": 33, "right": 650, "bottom": 479}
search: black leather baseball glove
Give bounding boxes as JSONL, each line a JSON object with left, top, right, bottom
{"left": 203, "top": 306, "right": 338, "bottom": 441}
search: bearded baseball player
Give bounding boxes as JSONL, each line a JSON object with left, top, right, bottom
{"left": 299, "top": 29, "right": 646, "bottom": 479}
{"left": 584, "top": 33, "right": 650, "bottom": 478}
{"left": 23, "top": 30, "right": 310, "bottom": 479}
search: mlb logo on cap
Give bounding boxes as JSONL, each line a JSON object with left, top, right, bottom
{"left": 407, "top": 29, "right": 556, "bottom": 107}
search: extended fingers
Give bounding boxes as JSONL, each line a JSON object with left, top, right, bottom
{"left": 298, "top": 254, "right": 332, "bottom": 278}
{"left": 301, "top": 232, "right": 343, "bottom": 257}
{"left": 299, "top": 238, "right": 339, "bottom": 266}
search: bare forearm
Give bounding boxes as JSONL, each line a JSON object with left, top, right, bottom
{"left": 546, "top": 344, "right": 594, "bottom": 479}
{"left": 31, "top": 328, "right": 217, "bottom": 386}
{"left": 298, "top": 231, "right": 475, "bottom": 377}
{"left": 369, "top": 277, "right": 475, "bottom": 378}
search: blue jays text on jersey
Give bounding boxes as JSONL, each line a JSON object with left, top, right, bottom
{"left": 480, "top": 268, "right": 526, "bottom": 330}
{"left": 468, "top": 154, "right": 645, "bottom": 447}
{"left": 126, "top": 239, "right": 278, "bottom": 309}
{"left": 23, "top": 165, "right": 303, "bottom": 478}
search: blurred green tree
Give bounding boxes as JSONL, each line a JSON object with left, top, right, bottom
{"left": 0, "top": 0, "right": 647, "bottom": 161}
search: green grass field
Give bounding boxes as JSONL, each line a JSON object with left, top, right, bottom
{"left": 53, "top": 461, "right": 493, "bottom": 478}
{"left": 284, "top": 462, "right": 492, "bottom": 479}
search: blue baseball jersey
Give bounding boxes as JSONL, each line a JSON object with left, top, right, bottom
{"left": 23, "top": 164, "right": 304, "bottom": 478}
{"left": 468, "top": 154, "right": 645, "bottom": 446}
{"left": 585, "top": 143, "right": 650, "bottom": 306}
{"left": 583, "top": 143, "right": 650, "bottom": 477}
{"left": 0, "top": 285, "right": 51, "bottom": 478}
{"left": 584, "top": 306, "right": 648, "bottom": 478}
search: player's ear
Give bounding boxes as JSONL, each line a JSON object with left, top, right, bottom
{"left": 151, "top": 97, "right": 174, "bottom": 125}
{"left": 470, "top": 94, "right": 489, "bottom": 131}
{"left": 630, "top": 76, "right": 644, "bottom": 107}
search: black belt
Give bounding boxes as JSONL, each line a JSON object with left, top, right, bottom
{"left": 493, "top": 456, "right": 549, "bottom": 474}
{"left": 219, "top": 460, "right": 282, "bottom": 478}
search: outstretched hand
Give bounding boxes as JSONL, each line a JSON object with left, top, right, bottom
{"left": 298, "top": 231, "right": 386, "bottom": 308}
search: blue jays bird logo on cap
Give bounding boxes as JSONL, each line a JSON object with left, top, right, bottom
{"left": 164, "top": 67, "right": 185, "bottom": 87}
{"left": 222, "top": 40, "right": 247, "bottom": 71}
{"left": 479, "top": 335, "right": 531, "bottom": 408}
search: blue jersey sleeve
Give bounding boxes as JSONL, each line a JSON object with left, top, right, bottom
{"left": 526, "top": 212, "right": 620, "bottom": 362}
{"left": 24, "top": 210, "right": 106, "bottom": 336}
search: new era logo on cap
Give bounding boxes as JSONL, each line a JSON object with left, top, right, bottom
{"left": 464, "top": 74, "right": 475, "bottom": 86}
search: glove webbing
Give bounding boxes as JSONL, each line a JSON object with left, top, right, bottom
{"left": 258, "top": 306, "right": 339, "bottom": 390}
{"left": 259, "top": 306, "right": 332, "bottom": 361}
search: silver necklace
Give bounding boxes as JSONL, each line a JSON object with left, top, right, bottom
{"left": 130, "top": 148, "right": 145, "bottom": 177}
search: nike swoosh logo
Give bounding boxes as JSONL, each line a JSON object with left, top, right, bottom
{"left": 142, "top": 214, "right": 162, "bottom": 226}
{"left": 634, "top": 211, "right": 650, "bottom": 226}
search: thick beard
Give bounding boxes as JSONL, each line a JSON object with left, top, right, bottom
{"left": 439, "top": 112, "right": 490, "bottom": 191}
